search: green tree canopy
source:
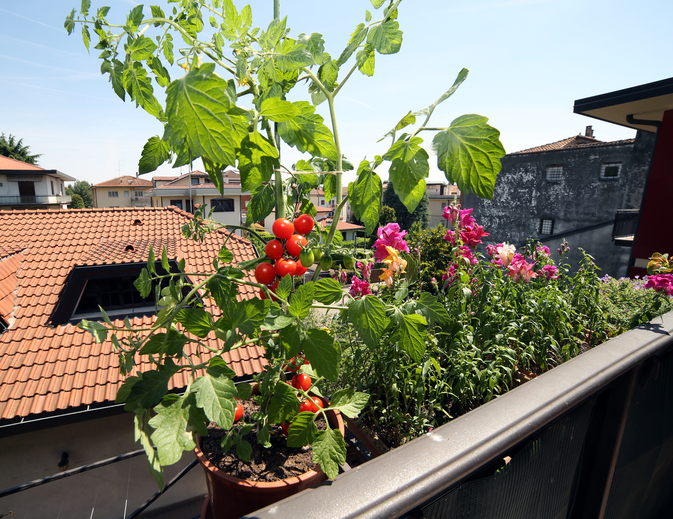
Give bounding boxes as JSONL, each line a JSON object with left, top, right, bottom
{"left": 0, "top": 133, "right": 41, "bottom": 165}
{"left": 382, "top": 181, "right": 429, "bottom": 232}
{"left": 69, "top": 193, "right": 85, "bottom": 209}
{"left": 66, "top": 180, "right": 93, "bottom": 208}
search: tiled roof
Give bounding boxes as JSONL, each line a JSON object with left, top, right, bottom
{"left": 0, "top": 207, "right": 265, "bottom": 422}
{"left": 92, "top": 176, "right": 153, "bottom": 188}
{"left": 0, "top": 155, "right": 43, "bottom": 171}
{"left": 511, "top": 135, "right": 635, "bottom": 156}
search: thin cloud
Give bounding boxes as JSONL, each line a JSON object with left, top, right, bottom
{"left": 341, "top": 96, "right": 374, "bottom": 110}
{"left": 0, "top": 78, "right": 119, "bottom": 103}
{"left": 0, "top": 8, "right": 65, "bottom": 33}
{"left": 0, "top": 54, "right": 98, "bottom": 77}
{"left": 442, "top": 0, "right": 556, "bottom": 14}
{"left": 0, "top": 34, "right": 86, "bottom": 59}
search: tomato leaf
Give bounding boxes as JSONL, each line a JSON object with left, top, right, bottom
{"left": 138, "top": 136, "right": 172, "bottom": 174}
{"left": 267, "top": 381, "right": 301, "bottom": 424}
{"left": 150, "top": 393, "right": 207, "bottom": 466}
{"left": 278, "top": 101, "right": 338, "bottom": 161}
{"left": 384, "top": 136, "right": 429, "bottom": 213}
{"left": 246, "top": 183, "right": 276, "bottom": 225}
{"left": 314, "top": 278, "right": 344, "bottom": 305}
{"left": 134, "top": 412, "right": 164, "bottom": 489}
{"left": 312, "top": 428, "right": 347, "bottom": 480}
{"left": 260, "top": 97, "right": 301, "bottom": 122}
{"left": 191, "top": 364, "right": 238, "bottom": 429}
{"left": 348, "top": 295, "right": 388, "bottom": 351}
{"left": 302, "top": 329, "right": 340, "bottom": 381}
{"left": 175, "top": 308, "right": 214, "bottom": 338}
{"left": 328, "top": 389, "right": 370, "bottom": 418}
{"left": 366, "top": 20, "right": 402, "bottom": 55}
{"left": 348, "top": 161, "right": 382, "bottom": 236}
{"left": 289, "top": 282, "right": 314, "bottom": 319}
{"left": 413, "top": 293, "right": 450, "bottom": 324}
{"left": 432, "top": 114, "right": 505, "bottom": 200}
{"left": 391, "top": 312, "right": 428, "bottom": 362}
{"left": 287, "top": 411, "right": 319, "bottom": 448}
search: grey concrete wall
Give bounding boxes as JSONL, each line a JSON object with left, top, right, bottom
{"left": 0, "top": 411, "right": 206, "bottom": 519}
{"left": 464, "top": 131, "right": 656, "bottom": 278}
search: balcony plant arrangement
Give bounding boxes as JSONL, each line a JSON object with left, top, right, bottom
{"left": 67, "top": 0, "right": 505, "bottom": 516}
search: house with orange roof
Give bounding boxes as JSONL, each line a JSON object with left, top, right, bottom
{"left": 463, "top": 125, "right": 657, "bottom": 277}
{"left": 426, "top": 182, "right": 461, "bottom": 228}
{"left": 91, "top": 175, "right": 153, "bottom": 208}
{"left": 0, "top": 206, "right": 263, "bottom": 518}
{"left": 0, "top": 155, "right": 75, "bottom": 210}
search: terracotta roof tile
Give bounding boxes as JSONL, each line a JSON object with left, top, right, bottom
{"left": 0, "top": 207, "right": 266, "bottom": 422}
{"left": 92, "top": 175, "right": 153, "bottom": 188}
{"left": 510, "top": 135, "right": 635, "bottom": 156}
{"left": 0, "top": 155, "right": 45, "bottom": 171}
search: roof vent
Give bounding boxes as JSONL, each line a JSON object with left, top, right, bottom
{"left": 133, "top": 219, "right": 142, "bottom": 226}
{"left": 125, "top": 245, "right": 135, "bottom": 252}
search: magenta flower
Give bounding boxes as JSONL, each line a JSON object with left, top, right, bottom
{"left": 460, "top": 223, "right": 489, "bottom": 248}
{"left": 373, "top": 223, "right": 409, "bottom": 261}
{"left": 349, "top": 276, "right": 371, "bottom": 297}
{"left": 537, "top": 245, "right": 551, "bottom": 256}
{"left": 458, "top": 246, "right": 478, "bottom": 266}
{"left": 644, "top": 274, "right": 673, "bottom": 296}
{"left": 507, "top": 256, "right": 537, "bottom": 283}
{"left": 541, "top": 264, "right": 559, "bottom": 280}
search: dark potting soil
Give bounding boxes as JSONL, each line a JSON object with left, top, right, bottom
{"left": 200, "top": 398, "right": 325, "bottom": 482}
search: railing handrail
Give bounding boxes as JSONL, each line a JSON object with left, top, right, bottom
{"left": 0, "top": 195, "right": 71, "bottom": 204}
{"left": 247, "top": 310, "right": 673, "bottom": 519}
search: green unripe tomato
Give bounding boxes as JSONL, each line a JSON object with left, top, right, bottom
{"left": 299, "top": 248, "right": 314, "bottom": 267}
{"left": 312, "top": 248, "right": 323, "bottom": 262}
{"left": 320, "top": 254, "right": 332, "bottom": 270}
{"left": 343, "top": 255, "right": 355, "bottom": 269}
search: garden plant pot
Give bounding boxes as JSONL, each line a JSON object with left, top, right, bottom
{"left": 195, "top": 398, "right": 345, "bottom": 519}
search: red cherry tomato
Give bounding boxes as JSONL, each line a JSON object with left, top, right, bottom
{"left": 275, "top": 258, "right": 297, "bottom": 278}
{"left": 294, "top": 261, "right": 308, "bottom": 277}
{"left": 255, "top": 262, "right": 276, "bottom": 285}
{"left": 286, "top": 234, "right": 308, "bottom": 258}
{"left": 234, "top": 402, "right": 243, "bottom": 422}
{"left": 299, "top": 400, "right": 312, "bottom": 414}
{"left": 294, "top": 214, "right": 315, "bottom": 235}
{"left": 292, "top": 373, "right": 312, "bottom": 392}
{"left": 272, "top": 218, "right": 294, "bottom": 240}
{"left": 259, "top": 280, "right": 278, "bottom": 301}
{"left": 281, "top": 422, "right": 291, "bottom": 436}
{"left": 307, "top": 397, "right": 324, "bottom": 413}
{"left": 265, "top": 239, "right": 284, "bottom": 260}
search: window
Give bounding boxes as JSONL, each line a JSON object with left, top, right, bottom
{"left": 75, "top": 276, "right": 154, "bottom": 316}
{"left": 546, "top": 166, "right": 563, "bottom": 182}
{"left": 191, "top": 177, "right": 200, "bottom": 185}
{"left": 212, "top": 198, "right": 235, "bottom": 212}
{"left": 135, "top": 191, "right": 144, "bottom": 197}
{"left": 185, "top": 200, "right": 193, "bottom": 213}
{"left": 601, "top": 162, "right": 622, "bottom": 179}
{"left": 124, "top": 191, "right": 130, "bottom": 198}
{"left": 539, "top": 219, "right": 554, "bottom": 235}
{"left": 320, "top": 199, "right": 326, "bottom": 206}
{"left": 51, "top": 181, "right": 55, "bottom": 195}
{"left": 108, "top": 191, "right": 119, "bottom": 198}
{"left": 170, "top": 199, "right": 183, "bottom": 210}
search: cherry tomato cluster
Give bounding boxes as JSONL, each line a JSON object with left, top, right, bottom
{"left": 255, "top": 216, "right": 317, "bottom": 300}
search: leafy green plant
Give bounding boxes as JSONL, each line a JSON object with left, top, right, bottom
{"left": 68, "top": 0, "right": 505, "bottom": 486}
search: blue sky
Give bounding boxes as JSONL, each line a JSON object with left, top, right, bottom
{"left": 1, "top": 0, "right": 672, "bottom": 186}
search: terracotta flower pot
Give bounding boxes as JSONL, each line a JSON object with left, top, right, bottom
{"left": 195, "top": 397, "right": 345, "bottom": 519}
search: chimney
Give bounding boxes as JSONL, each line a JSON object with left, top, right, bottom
{"left": 585, "top": 125, "right": 594, "bottom": 138}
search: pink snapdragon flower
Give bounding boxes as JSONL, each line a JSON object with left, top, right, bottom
{"left": 442, "top": 206, "right": 488, "bottom": 248}
{"left": 507, "top": 255, "right": 537, "bottom": 283}
{"left": 458, "top": 246, "right": 478, "bottom": 266}
{"left": 645, "top": 274, "right": 673, "bottom": 296}
{"left": 541, "top": 264, "right": 559, "bottom": 280}
{"left": 537, "top": 245, "right": 551, "bottom": 256}
{"left": 373, "top": 223, "right": 409, "bottom": 261}
{"left": 349, "top": 276, "right": 371, "bottom": 298}
{"left": 495, "top": 243, "right": 516, "bottom": 266}
{"left": 356, "top": 260, "right": 373, "bottom": 282}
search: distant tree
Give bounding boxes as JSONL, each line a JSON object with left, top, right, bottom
{"left": 70, "top": 193, "right": 85, "bottom": 209}
{"left": 0, "top": 133, "right": 42, "bottom": 165}
{"left": 382, "top": 181, "right": 430, "bottom": 231}
{"left": 66, "top": 180, "right": 93, "bottom": 208}
{"left": 379, "top": 205, "right": 396, "bottom": 226}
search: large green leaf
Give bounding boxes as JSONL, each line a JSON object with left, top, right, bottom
{"left": 238, "top": 131, "right": 279, "bottom": 192}
{"left": 392, "top": 312, "right": 427, "bottom": 362}
{"left": 286, "top": 411, "right": 319, "bottom": 448}
{"left": 329, "top": 389, "right": 369, "bottom": 418}
{"left": 163, "top": 64, "right": 249, "bottom": 166}
{"left": 124, "top": 364, "right": 181, "bottom": 411}
{"left": 278, "top": 101, "right": 338, "bottom": 160}
{"left": 432, "top": 114, "right": 505, "bottom": 199}
{"left": 122, "top": 62, "right": 164, "bottom": 119}
{"left": 356, "top": 44, "right": 375, "bottom": 76}
{"left": 149, "top": 394, "right": 205, "bottom": 466}
{"left": 128, "top": 35, "right": 157, "bottom": 61}
{"left": 413, "top": 293, "right": 450, "bottom": 324}
{"left": 384, "top": 136, "right": 429, "bottom": 213}
{"left": 348, "top": 161, "right": 382, "bottom": 235}
{"left": 289, "top": 282, "right": 314, "bottom": 319}
{"left": 175, "top": 308, "right": 214, "bottom": 338}
{"left": 191, "top": 365, "right": 238, "bottom": 429}
{"left": 312, "top": 428, "right": 347, "bottom": 479}
{"left": 348, "top": 295, "right": 388, "bottom": 350}
{"left": 259, "top": 97, "right": 300, "bottom": 122}
{"left": 314, "top": 278, "right": 344, "bottom": 305}
{"left": 219, "top": 297, "right": 270, "bottom": 337}
{"left": 267, "top": 381, "right": 301, "bottom": 424}
{"left": 245, "top": 183, "right": 276, "bottom": 224}
{"left": 138, "top": 330, "right": 188, "bottom": 356}
{"left": 337, "top": 23, "right": 368, "bottom": 67}
{"left": 135, "top": 413, "right": 164, "bottom": 489}
{"left": 302, "top": 329, "right": 340, "bottom": 381}
{"left": 138, "top": 136, "right": 171, "bottom": 174}
{"left": 366, "top": 20, "right": 403, "bottom": 55}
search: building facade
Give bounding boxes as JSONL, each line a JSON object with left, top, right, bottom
{"left": 91, "top": 176, "right": 153, "bottom": 208}
{"left": 0, "top": 155, "right": 73, "bottom": 210}
{"left": 463, "top": 127, "right": 656, "bottom": 278}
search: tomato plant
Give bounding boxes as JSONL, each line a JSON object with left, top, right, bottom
{"left": 343, "top": 255, "right": 355, "bottom": 269}
{"left": 299, "top": 400, "right": 312, "bottom": 414}
{"left": 294, "top": 261, "right": 308, "bottom": 277}
{"left": 320, "top": 254, "right": 333, "bottom": 270}
{"left": 272, "top": 218, "right": 294, "bottom": 240}
{"left": 275, "top": 258, "right": 297, "bottom": 278}
{"left": 265, "top": 239, "right": 284, "bottom": 260}
{"left": 292, "top": 373, "right": 311, "bottom": 392}
{"left": 307, "top": 397, "right": 324, "bottom": 413}
{"left": 286, "top": 234, "right": 308, "bottom": 258}
{"left": 299, "top": 248, "right": 314, "bottom": 268}
{"left": 312, "top": 248, "right": 323, "bottom": 262}
{"left": 294, "top": 214, "right": 314, "bottom": 235}
{"left": 254, "top": 262, "right": 276, "bottom": 285}
{"left": 234, "top": 402, "right": 243, "bottom": 422}
{"left": 281, "top": 422, "right": 290, "bottom": 436}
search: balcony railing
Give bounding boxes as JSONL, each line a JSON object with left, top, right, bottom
{"left": 131, "top": 196, "right": 151, "bottom": 205}
{"left": 0, "top": 195, "right": 71, "bottom": 206}
{"left": 251, "top": 310, "right": 673, "bottom": 519}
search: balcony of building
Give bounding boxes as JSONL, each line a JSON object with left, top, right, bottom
{"left": 0, "top": 194, "right": 71, "bottom": 207}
